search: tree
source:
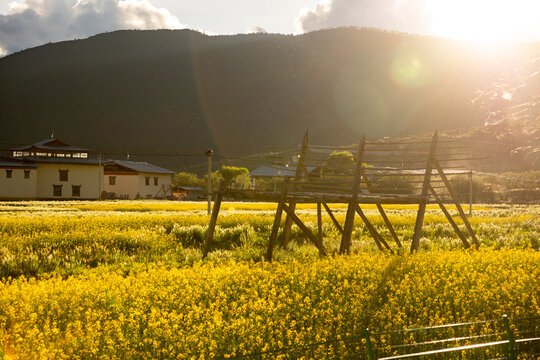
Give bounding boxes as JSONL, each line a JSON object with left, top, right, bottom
{"left": 232, "top": 173, "right": 251, "bottom": 189}
{"left": 218, "top": 166, "right": 250, "bottom": 188}
{"left": 173, "top": 172, "right": 204, "bottom": 188}
{"left": 202, "top": 171, "right": 223, "bottom": 191}
{"left": 322, "top": 151, "right": 355, "bottom": 178}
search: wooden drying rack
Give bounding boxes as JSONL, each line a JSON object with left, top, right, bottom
{"left": 203, "top": 131, "right": 479, "bottom": 260}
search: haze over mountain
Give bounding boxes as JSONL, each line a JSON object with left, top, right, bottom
{"left": 0, "top": 28, "right": 538, "bottom": 170}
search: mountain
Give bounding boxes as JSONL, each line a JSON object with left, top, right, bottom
{"left": 1, "top": 28, "right": 539, "bottom": 171}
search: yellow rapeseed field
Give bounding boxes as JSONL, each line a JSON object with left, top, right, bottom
{"left": 0, "top": 202, "right": 539, "bottom": 359}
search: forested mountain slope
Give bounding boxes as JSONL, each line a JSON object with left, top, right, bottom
{"left": 1, "top": 28, "right": 538, "bottom": 170}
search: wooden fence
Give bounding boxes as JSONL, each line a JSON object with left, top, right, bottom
{"left": 204, "top": 130, "right": 480, "bottom": 260}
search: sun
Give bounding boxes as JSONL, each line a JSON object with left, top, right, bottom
{"left": 428, "top": 0, "right": 540, "bottom": 42}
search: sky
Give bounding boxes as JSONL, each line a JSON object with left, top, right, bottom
{"left": 1, "top": 0, "right": 539, "bottom": 56}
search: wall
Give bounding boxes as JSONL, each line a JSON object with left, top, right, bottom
{"left": 103, "top": 174, "right": 139, "bottom": 199}
{"left": 137, "top": 173, "right": 172, "bottom": 199}
{"left": 36, "top": 163, "right": 101, "bottom": 199}
{"left": 0, "top": 168, "right": 37, "bottom": 199}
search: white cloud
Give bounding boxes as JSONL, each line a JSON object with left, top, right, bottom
{"left": 296, "top": 0, "right": 432, "bottom": 35}
{"left": 0, "top": 0, "right": 184, "bottom": 55}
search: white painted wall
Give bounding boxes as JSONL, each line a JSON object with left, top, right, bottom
{"left": 0, "top": 168, "right": 37, "bottom": 199}
{"left": 138, "top": 173, "right": 172, "bottom": 199}
{"left": 103, "top": 174, "right": 139, "bottom": 199}
{"left": 36, "top": 163, "right": 101, "bottom": 199}
{"left": 103, "top": 173, "right": 171, "bottom": 199}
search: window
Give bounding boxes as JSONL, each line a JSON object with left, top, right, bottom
{"left": 24, "top": 170, "right": 30, "bottom": 179}
{"left": 109, "top": 176, "right": 116, "bottom": 185}
{"left": 59, "top": 170, "right": 68, "bottom": 182}
{"left": 72, "top": 185, "right": 81, "bottom": 197}
{"left": 6, "top": 170, "right": 12, "bottom": 178}
{"left": 154, "top": 177, "right": 158, "bottom": 186}
{"left": 53, "top": 185, "right": 62, "bottom": 197}
{"left": 145, "top": 177, "right": 150, "bottom": 186}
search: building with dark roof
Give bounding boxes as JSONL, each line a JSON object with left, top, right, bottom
{"left": 3, "top": 138, "right": 175, "bottom": 200}
{"left": 173, "top": 186, "right": 206, "bottom": 200}
{"left": 104, "top": 160, "right": 173, "bottom": 199}
{"left": 11, "top": 138, "right": 91, "bottom": 160}
{"left": 249, "top": 165, "right": 320, "bottom": 190}
{"left": 6, "top": 138, "right": 102, "bottom": 199}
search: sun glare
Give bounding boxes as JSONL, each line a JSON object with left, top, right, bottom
{"left": 429, "top": 0, "right": 540, "bottom": 42}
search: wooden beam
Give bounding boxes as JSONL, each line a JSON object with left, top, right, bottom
{"left": 281, "top": 130, "right": 310, "bottom": 248}
{"left": 279, "top": 203, "right": 296, "bottom": 249}
{"left": 322, "top": 202, "right": 344, "bottom": 235}
{"left": 353, "top": 203, "right": 391, "bottom": 252}
{"left": 411, "top": 131, "right": 438, "bottom": 254}
{"left": 266, "top": 178, "right": 290, "bottom": 261}
{"left": 376, "top": 204, "right": 403, "bottom": 249}
{"left": 282, "top": 203, "right": 328, "bottom": 257}
{"left": 203, "top": 182, "right": 224, "bottom": 258}
{"left": 433, "top": 160, "right": 480, "bottom": 249}
{"left": 428, "top": 184, "right": 470, "bottom": 249}
{"left": 340, "top": 136, "right": 365, "bottom": 254}
{"left": 359, "top": 164, "right": 403, "bottom": 249}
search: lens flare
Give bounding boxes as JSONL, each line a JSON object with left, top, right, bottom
{"left": 390, "top": 46, "right": 433, "bottom": 89}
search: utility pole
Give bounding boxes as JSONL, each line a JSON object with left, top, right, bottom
{"left": 205, "top": 149, "right": 213, "bottom": 215}
{"left": 469, "top": 170, "right": 473, "bottom": 216}
{"left": 98, "top": 152, "right": 102, "bottom": 200}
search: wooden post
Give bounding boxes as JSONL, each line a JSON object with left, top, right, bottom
{"left": 428, "top": 184, "right": 470, "bottom": 249}
{"left": 203, "top": 180, "right": 223, "bottom": 258}
{"left": 469, "top": 170, "right": 473, "bottom": 217}
{"left": 340, "top": 204, "right": 356, "bottom": 254}
{"left": 433, "top": 160, "right": 480, "bottom": 249}
{"left": 317, "top": 202, "right": 323, "bottom": 242}
{"left": 280, "top": 130, "right": 309, "bottom": 248}
{"left": 205, "top": 149, "right": 213, "bottom": 215}
{"left": 410, "top": 131, "right": 438, "bottom": 254}
{"left": 266, "top": 178, "right": 290, "bottom": 261}
{"left": 98, "top": 152, "right": 102, "bottom": 200}
{"left": 340, "top": 136, "right": 365, "bottom": 254}
{"left": 282, "top": 203, "right": 327, "bottom": 257}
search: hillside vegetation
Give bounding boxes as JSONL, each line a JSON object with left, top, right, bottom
{"left": 1, "top": 28, "right": 538, "bottom": 170}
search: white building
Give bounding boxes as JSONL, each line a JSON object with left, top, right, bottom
{"left": 103, "top": 160, "right": 173, "bottom": 199}
{"left": 2, "top": 138, "right": 175, "bottom": 201}
{"left": 0, "top": 156, "right": 38, "bottom": 199}
{"left": 8, "top": 139, "right": 102, "bottom": 199}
